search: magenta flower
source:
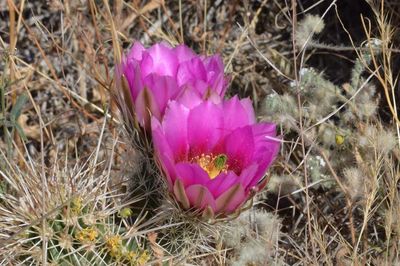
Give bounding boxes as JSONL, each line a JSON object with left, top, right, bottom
{"left": 117, "top": 42, "right": 229, "bottom": 129}
{"left": 152, "top": 96, "right": 280, "bottom": 218}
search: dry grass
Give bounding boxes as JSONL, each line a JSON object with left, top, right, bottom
{"left": 0, "top": 0, "right": 399, "bottom": 265}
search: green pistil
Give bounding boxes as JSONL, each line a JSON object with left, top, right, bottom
{"left": 214, "top": 154, "right": 228, "bottom": 170}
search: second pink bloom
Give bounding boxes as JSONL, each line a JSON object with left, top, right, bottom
{"left": 117, "top": 42, "right": 229, "bottom": 129}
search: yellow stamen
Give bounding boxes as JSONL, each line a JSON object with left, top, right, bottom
{"left": 75, "top": 227, "right": 98, "bottom": 243}
{"left": 193, "top": 153, "right": 228, "bottom": 179}
{"left": 105, "top": 235, "right": 123, "bottom": 258}
{"left": 137, "top": 251, "right": 150, "bottom": 265}
{"left": 70, "top": 197, "right": 82, "bottom": 214}
{"left": 126, "top": 251, "right": 137, "bottom": 261}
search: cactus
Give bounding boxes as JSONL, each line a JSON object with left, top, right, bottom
{"left": 0, "top": 154, "right": 152, "bottom": 265}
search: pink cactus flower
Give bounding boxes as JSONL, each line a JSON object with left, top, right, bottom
{"left": 117, "top": 42, "right": 229, "bottom": 129}
{"left": 152, "top": 96, "right": 280, "bottom": 218}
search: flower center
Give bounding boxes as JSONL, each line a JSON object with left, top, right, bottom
{"left": 193, "top": 153, "right": 229, "bottom": 179}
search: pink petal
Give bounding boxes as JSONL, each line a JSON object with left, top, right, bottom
{"left": 148, "top": 42, "right": 179, "bottom": 77}
{"left": 251, "top": 123, "right": 280, "bottom": 183}
{"left": 142, "top": 74, "right": 179, "bottom": 116}
{"left": 175, "top": 162, "right": 210, "bottom": 187}
{"left": 177, "top": 57, "right": 207, "bottom": 87}
{"left": 204, "top": 55, "right": 226, "bottom": 94}
{"left": 151, "top": 118, "right": 176, "bottom": 183}
{"left": 145, "top": 43, "right": 179, "bottom": 77}
{"left": 175, "top": 87, "right": 204, "bottom": 109}
{"left": 185, "top": 184, "right": 216, "bottom": 211}
{"left": 207, "top": 165, "right": 258, "bottom": 198}
{"left": 127, "top": 42, "right": 145, "bottom": 61}
{"left": 187, "top": 101, "right": 224, "bottom": 156}
{"left": 222, "top": 96, "right": 253, "bottom": 132}
{"left": 191, "top": 79, "right": 209, "bottom": 96}
{"left": 237, "top": 164, "right": 259, "bottom": 189}
{"left": 204, "top": 56, "right": 223, "bottom": 81}
{"left": 122, "top": 60, "right": 143, "bottom": 100}
{"left": 204, "top": 54, "right": 224, "bottom": 74}
{"left": 204, "top": 90, "right": 224, "bottom": 104}
{"left": 139, "top": 52, "right": 155, "bottom": 78}
{"left": 161, "top": 101, "right": 189, "bottom": 161}
{"left": 253, "top": 122, "right": 277, "bottom": 138}
{"left": 215, "top": 184, "right": 246, "bottom": 214}
{"left": 224, "top": 126, "right": 255, "bottom": 174}
{"left": 135, "top": 87, "right": 161, "bottom": 128}
{"left": 207, "top": 171, "right": 239, "bottom": 198}
{"left": 240, "top": 98, "right": 257, "bottom": 124}
{"left": 174, "top": 44, "right": 196, "bottom": 63}
{"left": 208, "top": 73, "right": 228, "bottom": 96}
